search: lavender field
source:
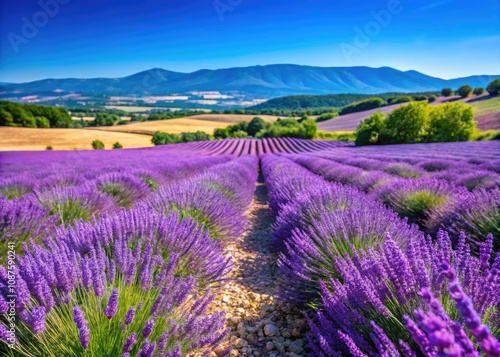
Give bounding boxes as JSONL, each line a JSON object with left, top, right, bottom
{"left": 0, "top": 138, "right": 499, "bottom": 357}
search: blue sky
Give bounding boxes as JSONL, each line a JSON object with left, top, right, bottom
{"left": 1, "top": 0, "right": 499, "bottom": 83}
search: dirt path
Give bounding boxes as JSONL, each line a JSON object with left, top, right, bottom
{"left": 210, "top": 174, "right": 309, "bottom": 357}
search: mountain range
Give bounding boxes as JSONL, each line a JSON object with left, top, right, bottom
{"left": 1, "top": 65, "right": 498, "bottom": 98}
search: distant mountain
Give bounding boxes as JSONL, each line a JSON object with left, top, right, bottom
{"left": 1, "top": 65, "right": 498, "bottom": 98}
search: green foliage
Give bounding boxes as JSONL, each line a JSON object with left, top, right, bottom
{"left": 0, "top": 109, "right": 14, "bottom": 126}
{"left": 428, "top": 102, "right": 477, "bottom": 142}
{"left": 92, "top": 113, "right": 121, "bottom": 127}
{"left": 385, "top": 102, "right": 430, "bottom": 144}
{"left": 315, "top": 131, "right": 355, "bottom": 141}
{"left": 474, "top": 130, "right": 500, "bottom": 141}
{"left": 46, "top": 145, "right": 53, "bottom": 150}
{"left": 213, "top": 127, "right": 230, "bottom": 139}
{"left": 151, "top": 131, "right": 211, "bottom": 146}
{"left": 412, "top": 95, "right": 428, "bottom": 101}
{"left": 316, "top": 112, "right": 339, "bottom": 122}
{"left": 35, "top": 116, "right": 51, "bottom": 128}
{"left": 487, "top": 79, "right": 500, "bottom": 95}
{"left": 355, "top": 102, "right": 479, "bottom": 146}
{"left": 396, "top": 190, "right": 449, "bottom": 226}
{"left": 473, "top": 87, "right": 485, "bottom": 95}
{"left": 256, "top": 118, "right": 317, "bottom": 139}
{"left": 91, "top": 140, "right": 105, "bottom": 150}
{"left": 151, "top": 132, "right": 181, "bottom": 145}
{"left": 112, "top": 142, "right": 123, "bottom": 149}
{"left": 441, "top": 88, "right": 454, "bottom": 97}
{"left": 427, "top": 95, "right": 437, "bottom": 103}
{"left": 246, "top": 117, "right": 267, "bottom": 136}
{"left": 355, "top": 112, "right": 386, "bottom": 146}
{"left": 0, "top": 101, "right": 72, "bottom": 128}
{"left": 339, "top": 97, "right": 385, "bottom": 115}
{"left": 180, "top": 131, "right": 211, "bottom": 142}
{"left": 457, "top": 85, "right": 473, "bottom": 98}
{"left": 387, "top": 96, "right": 412, "bottom": 104}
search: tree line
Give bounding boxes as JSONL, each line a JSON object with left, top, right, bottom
{"left": 0, "top": 101, "right": 72, "bottom": 128}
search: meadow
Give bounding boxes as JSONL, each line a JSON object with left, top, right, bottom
{"left": 1, "top": 138, "right": 499, "bottom": 356}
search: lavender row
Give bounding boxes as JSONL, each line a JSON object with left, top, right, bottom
{"left": 287, "top": 154, "right": 499, "bottom": 249}
{"left": 261, "top": 154, "right": 500, "bottom": 356}
{"left": 1, "top": 154, "right": 259, "bottom": 355}
{"left": 308, "top": 149, "right": 500, "bottom": 191}
{"left": 0, "top": 154, "right": 232, "bottom": 254}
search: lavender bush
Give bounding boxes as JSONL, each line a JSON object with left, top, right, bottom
{"left": 306, "top": 231, "right": 500, "bottom": 356}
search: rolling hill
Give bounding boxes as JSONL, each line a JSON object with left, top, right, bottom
{"left": 1, "top": 65, "right": 498, "bottom": 98}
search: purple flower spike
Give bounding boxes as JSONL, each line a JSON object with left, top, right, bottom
{"left": 73, "top": 306, "right": 90, "bottom": 349}
{"left": 123, "top": 332, "right": 137, "bottom": 353}
{"left": 104, "top": 288, "right": 119, "bottom": 319}
{"left": 28, "top": 306, "right": 47, "bottom": 334}
{"left": 124, "top": 306, "right": 135, "bottom": 325}
{"left": 142, "top": 319, "right": 155, "bottom": 338}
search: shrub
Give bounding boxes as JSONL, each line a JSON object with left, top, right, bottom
{"left": 151, "top": 131, "right": 181, "bottom": 145}
{"left": 36, "top": 186, "right": 117, "bottom": 226}
{"left": 457, "top": 85, "right": 473, "bottom": 98}
{"left": 441, "top": 88, "right": 454, "bottom": 96}
{"left": 473, "top": 87, "right": 485, "bottom": 95}
{"left": 427, "top": 102, "right": 476, "bottom": 142}
{"left": 276, "top": 187, "right": 422, "bottom": 303}
{"left": 441, "top": 188, "right": 499, "bottom": 250}
{"left": 316, "top": 112, "right": 338, "bottom": 122}
{"left": 373, "top": 178, "right": 466, "bottom": 230}
{"left": 355, "top": 112, "right": 386, "bottom": 146}
{"left": 307, "top": 236, "right": 500, "bottom": 356}
{"left": 388, "top": 96, "right": 412, "bottom": 104}
{"left": 91, "top": 140, "right": 105, "bottom": 150}
{"left": 385, "top": 102, "right": 429, "bottom": 144}
{"left": 246, "top": 117, "right": 267, "bottom": 136}
{"left": 427, "top": 94, "right": 437, "bottom": 102}
{"left": 112, "top": 142, "right": 123, "bottom": 149}
{"left": 339, "top": 97, "right": 385, "bottom": 115}
{"left": 35, "top": 116, "right": 51, "bottom": 128}
{"left": 46, "top": 145, "right": 53, "bottom": 150}
{"left": 486, "top": 78, "right": 500, "bottom": 95}
{"left": 92, "top": 173, "right": 151, "bottom": 208}
{"left": 180, "top": 131, "right": 211, "bottom": 142}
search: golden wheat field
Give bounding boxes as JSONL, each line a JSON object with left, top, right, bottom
{"left": 0, "top": 127, "right": 153, "bottom": 151}
{"left": 88, "top": 117, "right": 233, "bottom": 135}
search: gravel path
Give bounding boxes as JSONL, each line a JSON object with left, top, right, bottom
{"left": 210, "top": 174, "right": 309, "bottom": 357}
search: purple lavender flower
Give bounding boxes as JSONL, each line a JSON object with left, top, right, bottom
{"left": 124, "top": 306, "right": 135, "bottom": 325}
{"left": 28, "top": 306, "right": 47, "bottom": 335}
{"left": 123, "top": 332, "right": 137, "bottom": 353}
{"left": 91, "top": 172, "right": 151, "bottom": 208}
{"left": 104, "top": 288, "right": 119, "bottom": 319}
{"left": 142, "top": 319, "right": 155, "bottom": 338}
{"left": 73, "top": 306, "right": 90, "bottom": 349}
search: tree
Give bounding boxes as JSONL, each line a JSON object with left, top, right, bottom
{"left": 91, "top": 140, "right": 105, "bottom": 149}
{"left": 355, "top": 112, "right": 386, "bottom": 146}
{"left": 112, "top": 142, "right": 123, "bottom": 149}
{"left": 214, "top": 128, "right": 230, "bottom": 139}
{"left": 0, "top": 109, "right": 14, "bottom": 126}
{"left": 93, "top": 113, "right": 120, "bottom": 127}
{"left": 35, "top": 116, "right": 50, "bottom": 128}
{"left": 427, "top": 95, "right": 437, "bottom": 103}
{"left": 299, "top": 119, "right": 318, "bottom": 139}
{"left": 151, "top": 132, "right": 181, "bottom": 145}
{"left": 428, "top": 102, "right": 476, "bottom": 142}
{"left": 46, "top": 146, "right": 53, "bottom": 150}
{"left": 486, "top": 79, "right": 500, "bottom": 95}
{"left": 457, "top": 85, "right": 473, "bottom": 98}
{"left": 246, "top": 117, "right": 266, "bottom": 137}
{"left": 473, "top": 87, "right": 485, "bottom": 95}
{"left": 385, "top": 102, "right": 430, "bottom": 144}
{"left": 180, "top": 131, "right": 211, "bottom": 142}
{"left": 441, "top": 88, "right": 454, "bottom": 97}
